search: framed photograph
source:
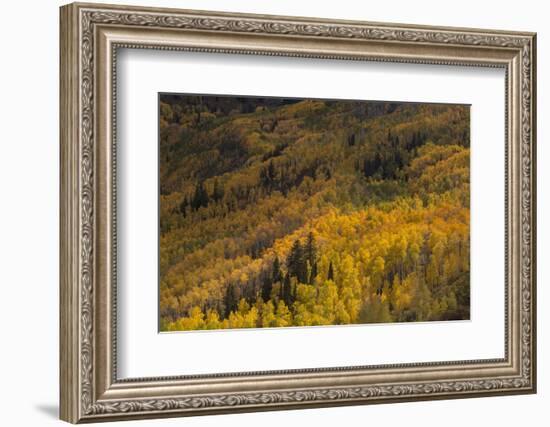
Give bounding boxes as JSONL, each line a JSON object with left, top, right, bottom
{"left": 60, "top": 2, "right": 537, "bottom": 423}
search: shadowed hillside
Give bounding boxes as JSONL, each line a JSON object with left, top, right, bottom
{"left": 159, "top": 94, "right": 470, "bottom": 331}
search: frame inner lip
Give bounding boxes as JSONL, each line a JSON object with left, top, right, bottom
{"left": 110, "top": 43, "right": 511, "bottom": 383}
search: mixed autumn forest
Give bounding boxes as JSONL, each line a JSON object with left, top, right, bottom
{"left": 159, "top": 94, "right": 470, "bottom": 332}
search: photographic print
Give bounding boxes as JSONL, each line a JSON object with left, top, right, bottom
{"left": 159, "top": 94, "right": 470, "bottom": 332}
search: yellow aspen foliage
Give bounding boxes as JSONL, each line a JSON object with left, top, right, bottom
{"left": 335, "top": 301, "right": 351, "bottom": 325}
{"left": 205, "top": 309, "right": 222, "bottom": 330}
{"left": 243, "top": 307, "right": 259, "bottom": 328}
{"left": 159, "top": 97, "right": 471, "bottom": 331}
{"left": 261, "top": 300, "right": 276, "bottom": 328}
{"left": 274, "top": 301, "right": 292, "bottom": 327}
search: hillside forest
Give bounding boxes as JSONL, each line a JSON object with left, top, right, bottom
{"left": 159, "top": 94, "right": 470, "bottom": 331}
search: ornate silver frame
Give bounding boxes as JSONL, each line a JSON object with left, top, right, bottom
{"left": 60, "top": 2, "right": 537, "bottom": 423}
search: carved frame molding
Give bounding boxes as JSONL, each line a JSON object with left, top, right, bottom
{"left": 60, "top": 2, "right": 536, "bottom": 423}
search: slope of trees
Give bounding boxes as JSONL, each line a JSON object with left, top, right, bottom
{"left": 158, "top": 96, "right": 470, "bottom": 331}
